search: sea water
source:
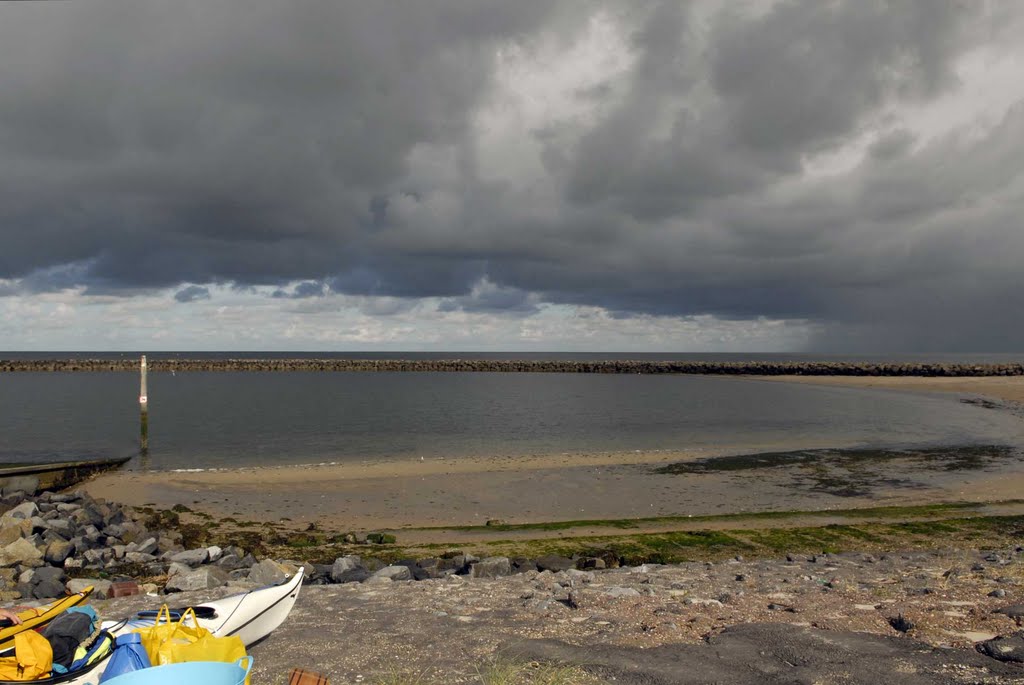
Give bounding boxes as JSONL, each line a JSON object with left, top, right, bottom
{"left": 1, "top": 357, "right": 1022, "bottom": 471}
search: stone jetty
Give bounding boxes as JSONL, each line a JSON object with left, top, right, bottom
{"left": 2, "top": 358, "right": 1024, "bottom": 376}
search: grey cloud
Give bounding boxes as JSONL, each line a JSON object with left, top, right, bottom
{"left": 272, "top": 281, "right": 327, "bottom": 299}
{"left": 0, "top": 1, "right": 1021, "bottom": 351}
{"left": 174, "top": 285, "right": 211, "bottom": 303}
{"left": 438, "top": 283, "right": 539, "bottom": 315}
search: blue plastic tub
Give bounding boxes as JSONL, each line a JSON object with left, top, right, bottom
{"left": 101, "top": 657, "right": 253, "bottom": 685}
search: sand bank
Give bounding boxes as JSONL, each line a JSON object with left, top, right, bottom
{"left": 752, "top": 374, "right": 1024, "bottom": 404}
{"left": 81, "top": 374, "right": 1024, "bottom": 531}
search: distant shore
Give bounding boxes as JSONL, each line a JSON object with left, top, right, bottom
{"left": 3, "top": 358, "right": 1024, "bottom": 376}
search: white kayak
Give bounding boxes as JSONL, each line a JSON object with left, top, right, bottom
{"left": 105, "top": 567, "right": 304, "bottom": 645}
{"left": 1, "top": 569, "right": 303, "bottom": 685}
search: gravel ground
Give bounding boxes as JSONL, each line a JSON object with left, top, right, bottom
{"left": 92, "top": 545, "right": 1024, "bottom": 684}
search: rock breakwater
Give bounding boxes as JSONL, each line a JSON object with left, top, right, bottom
{"left": 3, "top": 358, "right": 1024, "bottom": 376}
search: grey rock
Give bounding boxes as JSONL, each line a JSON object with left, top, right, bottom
{"left": 369, "top": 565, "right": 412, "bottom": 582}
{"left": 215, "top": 554, "right": 245, "bottom": 571}
{"left": 993, "top": 604, "right": 1024, "bottom": 621}
{"left": 45, "top": 519, "right": 73, "bottom": 536}
{"left": 0, "top": 538, "right": 44, "bottom": 567}
{"left": 83, "top": 549, "right": 107, "bottom": 565}
{"left": 6, "top": 502, "right": 39, "bottom": 520}
{"left": 33, "top": 566, "right": 65, "bottom": 584}
{"left": 521, "top": 623, "right": 1024, "bottom": 684}
{"left": 124, "top": 551, "right": 157, "bottom": 564}
{"left": 167, "top": 562, "right": 192, "bottom": 578}
{"left": 66, "top": 577, "right": 111, "bottom": 597}
{"left": 165, "top": 566, "right": 229, "bottom": 593}
{"left": 536, "top": 555, "right": 575, "bottom": 572}
{"left": 330, "top": 555, "right": 364, "bottom": 583}
{"left": 136, "top": 537, "right": 159, "bottom": 555}
{"left": 33, "top": 578, "right": 66, "bottom": 599}
{"left": 977, "top": 634, "right": 1024, "bottom": 663}
{"left": 70, "top": 506, "right": 104, "bottom": 528}
{"left": 248, "top": 559, "right": 292, "bottom": 586}
{"left": 470, "top": 557, "right": 512, "bottom": 579}
{"left": 0, "top": 521, "right": 29, "bottom": 546}
{"left": 563, "top": 569, "right": 594, "bottom": 584}
{"left": 157, "top": 534, "right": 182, "bottom": 555}
{"left": 437, "top": 555, "right": 468, "bottom": 574}
{"left": 206, "top": 545, "right": 223, "bottom": 562}
{"left": 170, "top": 548, "right": 210, "bottom": 567}
{"left": 604, "top": 586, "right": 641, "bottom": 598}
{"left": 684, "top": 598, "right": 724, "bottom": 607}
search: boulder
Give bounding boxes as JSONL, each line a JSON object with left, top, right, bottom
{"left": 124, "top": 552, "right": 156, "bottom": 564}
{"left": 83, "top": 549, "right": 107, "bottom": 565}
{"left": 165, "top": 566, "right": 229, "bottom": 593}
{"left": 44, "top": 519, "right": 73, "bottom": 536}
{"left": 330, "top": 556, "right": 364, "bottom": 583}
{"left": 5, "top": 502, "right": 39, "bottom": 520}
{"left": 70, "top": 505, "right": 104, "bottom": 528}
{"left": 563, "top": 569, "right": 595, "bottom": 584}
{"left": 512, "top": 557, "right": 538, "bottom": 574}
{"left": 437, "top": 555, "right": 468, "bottom": 575}
{"left": 977, "top": 634, "right": 1024, "bottom": 663}
{"left": 170, "top": 548, "right": 210, "bottom": 567}
{"left": 0, "top": 520, "right": 31, "bottom": 546}
{"left": 136, "top": 538, "right": 159, "bottom": 555}
{"left": 206, "top": 545, "right": 223, "bottom": 563}
{"left": 536, "top": 555, "right": 575, "bottom": 572}
{"left": 33, "top": 578, "right": 66, "bottom": 600}
{"left": 167, "top": 562, "right": 192, "bottom": 578}
{"left": 248, "top": 559, "right": 292, "bottom": 586}
{"left": 67, "top": 578, "right": 113, "bottom": 599}
{"left": 0, "top": 538, "right": 44, "bottom": 567}
{"left": 33, "top": 566, "right": 65, "bottom": 585}
{"left": 215, "top": 554, "right": 245, "bottom": 571}
{"left": 470, "top": 557, "right": 512, "bottom": 579}
{"left": 368, "top": 565, "right": 412, "bottom": 582}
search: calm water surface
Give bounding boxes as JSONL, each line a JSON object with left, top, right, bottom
{"left": 0, "top": 371, "right": 1021, "bottom": 470}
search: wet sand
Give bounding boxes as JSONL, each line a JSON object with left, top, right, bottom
{"left": 754, "top": 374, "right": 1024, "bottom": 404}
{"left": 81, "top": 375, "right": 1024, "bottom": 530}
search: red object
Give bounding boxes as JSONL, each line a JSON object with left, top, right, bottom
{"left": 109, "top": 580, "right": 140, "bottom": 598}
{"left": 288, "top": 668, "right": 329, "bottom": 685}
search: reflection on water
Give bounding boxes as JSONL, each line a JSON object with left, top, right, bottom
{"left": 0, "top": 371, "right": 1021, "bottom": 471}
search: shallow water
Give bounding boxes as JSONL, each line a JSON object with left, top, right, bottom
{"left": 1, "top": 371, "right": 1022, "bottom": 471}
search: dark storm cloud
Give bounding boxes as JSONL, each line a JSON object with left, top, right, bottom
{"left": 0, "top": 0, "right": 1021, "bottom": 350}
{"left": 174, "top": 285, "right": 211, "bottom": 303}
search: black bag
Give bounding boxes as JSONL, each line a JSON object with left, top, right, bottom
{"left": 42, "top": 611, "right": 95, "bottom": 669}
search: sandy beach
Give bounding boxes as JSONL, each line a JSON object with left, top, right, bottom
{"left": 80, "top": 375, "right": 1024, "bottom": 532}
{"left": 754, "top": 374, "right": 1024, "bottom": 404}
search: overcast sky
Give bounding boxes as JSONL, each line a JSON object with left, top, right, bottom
{"left": 1, "top": 1, "right": 1022, "bottom": 352}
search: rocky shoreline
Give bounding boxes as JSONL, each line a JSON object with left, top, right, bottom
{"left": 4, "top": 488, "right": 1024, "bottom": 682}
{"left": 3, "top": 358, "right": 1024, "bottom": 376}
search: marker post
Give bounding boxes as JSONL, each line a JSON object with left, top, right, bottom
{"left": 140, "top": 355, "right": 149, "bottom": 454}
